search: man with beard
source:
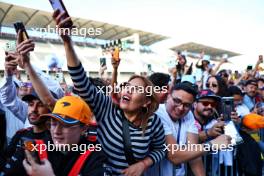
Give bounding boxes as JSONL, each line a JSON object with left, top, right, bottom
{"left": 193, "top": 89, "right": 223, "bottom": 142}
{"left": 243, "top": 79, "right": 259, "bottom": 112}
{"left": 193, "top": 89, "right": 240, "bottom": 175}
{"left": 0, "top": 91, "right": 51, "bottom": 175}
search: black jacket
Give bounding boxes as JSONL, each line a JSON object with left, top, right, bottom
{"left": 237, "top": 130, "right": 262, "bottom": 176}
{"left": 49, "top": 137, "right": 107, "bottom": 176}
{"left": 0, "top": 131, "right": 107, "bottom": 176}
{"left": 0, "top": 127, "right": 52, "bottom": 175}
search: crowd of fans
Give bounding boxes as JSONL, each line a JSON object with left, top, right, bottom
{"left": 0, "top": 9, "right": 264, "bottom": 176}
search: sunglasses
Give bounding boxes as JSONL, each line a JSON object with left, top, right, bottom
{"left": 220, "top": 73, "right": 229, "bottom": 78}
{"left": 199, "top": 101, "right": 217, "bottom": 108}
{"left": 206, "top": 83, "right": 218, "bottom": 88}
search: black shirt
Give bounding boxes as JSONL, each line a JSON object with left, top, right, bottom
{"left": 49, "top": 137, "right": 107, "bottom": 176}
{"left": 0, "top": 127, "right": 51, "bottom": 176}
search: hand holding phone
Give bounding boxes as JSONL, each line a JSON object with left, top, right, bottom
{"left": 23, "top": 138, "right": 41, "bottom": 164}
{"left": 22, "top": 138, "right": 47, "bottom": 164}
{"left": 49, "top": 0, "right": 73, "bottom": 28}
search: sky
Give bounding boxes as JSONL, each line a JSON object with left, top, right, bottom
{"left": 1, "top": 0, "right": 264, "bottom": 68}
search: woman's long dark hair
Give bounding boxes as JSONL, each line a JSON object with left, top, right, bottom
{"left": 207, "top": 75, "right": 228, "bottom": 97}
{"left": 127, "top": 75, "right": 159, "bottom": 134}
{"left": 176, "top": 55, "right": 187, "bottom": 78}
{"left": 196, "top": 60, "right": 209, "bottom": 71}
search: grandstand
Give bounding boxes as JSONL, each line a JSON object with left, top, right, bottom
{"left": 0, "top": 1, "right": 168, "bottom": 84}
{"left": 171, "top": 42, "right": 240, "bottom": 60}
{"left": 0, "top": 2, "right": 242, "bottom": 85}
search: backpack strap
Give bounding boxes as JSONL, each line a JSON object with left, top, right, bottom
{"left": 68, "top": 149, "right": 93, "bottom": 176}
{"left": 122, "top": 117, "right": 136, "bottom": 165}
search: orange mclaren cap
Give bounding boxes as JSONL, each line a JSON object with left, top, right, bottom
{"left": 242, "top": 113, "right": 264, "bottom": 130}
{"left": 40, "top": 96, "right": 93, "bottom": 125}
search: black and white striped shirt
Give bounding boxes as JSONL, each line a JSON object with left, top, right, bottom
{"left": 68, "top": 63, "right": 166, "bottom": 175}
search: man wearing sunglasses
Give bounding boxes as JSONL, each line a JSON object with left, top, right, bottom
{"left": 193, "top": 89, "right": 223, "bottom": 142}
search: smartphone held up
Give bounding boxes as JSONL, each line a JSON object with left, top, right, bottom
{"left": 49, "top": 0, "right": 73, "bottom": 28}
{"left": 13, "top": 22, "right": 29, "bottom": 42}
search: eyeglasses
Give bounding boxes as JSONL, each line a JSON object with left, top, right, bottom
{"left": 171, "top": 96, "right": 192, "bottom": 110}
{"left": 206, "top": 83, "right": 218, "bottom": 88}
{"left": 198, "top": 101, "right": 217, "bottom": 108}
{"left": 50, "top": 120, "right": 80, "bottom": 129}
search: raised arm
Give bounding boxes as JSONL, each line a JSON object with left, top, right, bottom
{"left": 0, "top": 53, "right": 27, "bottom": 123}
{"left": 16, "top": 33, "right": 56, "bottom": 110}
{"left": 252, "top": 56, "right": 262, "bottom": 77}
{"left": 52, "top": 10, "right": 112, "bottom": 122}
{"left": 111, "top": 55, "right": 120, "bottom": 103}
{"left": 211, "top": 59, "right": 227, "bottom": 76}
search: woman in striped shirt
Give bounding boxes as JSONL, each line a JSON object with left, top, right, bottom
{"left": 53, "top": 10, "right": 166, "bottom": 176}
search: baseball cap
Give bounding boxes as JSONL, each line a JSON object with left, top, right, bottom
{"left": 40, "top": 96, "right": 93, "bottom": 125}
{"left": 245, "top": 79, "right": 258, "bottom": 87}
{"left": 242, "top": 113, "right": 264, "bottom": 130}
{"left": 196, "top": 89, "right": 221, "bottom": 102}
{"left": 22, "top": 91, "right": 40, "bottom": 102}
{"left": 22, "top": 90, "right": 58, "bottom": 102}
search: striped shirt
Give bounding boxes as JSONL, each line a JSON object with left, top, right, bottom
{"left": 68, "top": 63, "right": 166, "bottom": 175}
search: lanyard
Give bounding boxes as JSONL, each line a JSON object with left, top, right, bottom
{"left": 173, "top": 120, "right": 182, "bottom": 176}
{"left": 176, "top": 120, "right": 182, "bottom": 144}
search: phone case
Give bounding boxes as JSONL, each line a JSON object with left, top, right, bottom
{"left": 14, "top": 22, "right": 29, "bottom": 41}
{"left": 113, "top": 47, "right": 120, "bottom": 61}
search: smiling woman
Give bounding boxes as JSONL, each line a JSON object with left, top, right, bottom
{"left": 51, "top": 9, "right": 166, "bottom": 175}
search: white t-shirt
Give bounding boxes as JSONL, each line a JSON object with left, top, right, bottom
{"left": 236, "top": 104, "right": 250, "bottom": 118}
{"left": 145, "top": 104, "right": 198, "bottom": 176}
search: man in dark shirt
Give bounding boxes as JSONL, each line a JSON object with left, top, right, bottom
{"left": 0, "top": 91, "right": 51, "bottom": 175}
{"left": 23, "top": 96, "right": 107, "bottom": 176}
